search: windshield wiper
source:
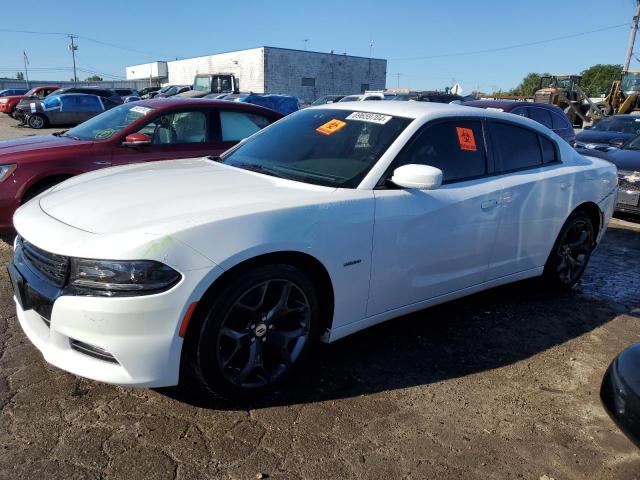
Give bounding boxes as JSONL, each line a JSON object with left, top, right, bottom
{"left": 232, "top": 162, "right": 287, "bottom": 179}
{"left": 53, "top": 131, "right": 81, "bottom": 140}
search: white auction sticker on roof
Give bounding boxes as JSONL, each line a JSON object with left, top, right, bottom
{"left": 345, "top": 111, "right": 392, "bottom": 124}
{"left": 130, "top": 106, "right": 153, "bottom": 115}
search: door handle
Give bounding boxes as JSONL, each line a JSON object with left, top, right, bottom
{"left": 94, "top": 161, "right": 111, "bottom": 166}
{"left": 481, "top": 199, "right": 499, "bottom": 210}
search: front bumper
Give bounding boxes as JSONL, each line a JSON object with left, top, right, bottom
{"left": 0, "top": 103, "right": 11, "bottom": 113}
{"left": 8, "top": 237, "right": 219, "bottom": 388}
{"left": 616, "top": 172, "right": 640, "bottom": 216}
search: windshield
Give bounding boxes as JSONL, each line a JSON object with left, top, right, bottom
{"left": 339, "top": 95, "right": 362, "bottom": 102}
{"left": 66, "top": 103, "right": 156, "bottom": 141}
{"left": 219, "top": 108, "right": 412, "bottom": 188}
{"left": 194, "top": 76, "right": 211, "bottom": 92}
{"left": 592, "top": 116, "right": 640, "bottom": 134}
{"left": 621, "top": 73, "right": 640, "bottom": 94}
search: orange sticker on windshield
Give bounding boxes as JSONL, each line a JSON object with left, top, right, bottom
{"left": 316, "top": 119, "right": 347, "bottom": 135}
{"left": 456, "top": 127, "right": 477, "bottom": 151}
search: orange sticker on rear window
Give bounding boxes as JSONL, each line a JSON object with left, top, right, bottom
{"left": 456, "top": 127, "right": 477, "bottom": 151}
{"left": 316, "top": 119, "right": 347, "bottom": 135}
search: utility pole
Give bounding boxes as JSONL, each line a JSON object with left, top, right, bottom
{"left": 396, "top": 72, "right": 401, "bottom": 89}
{"left": 68, "top": 34, "right": 78, "bottom": 82}
{"left": 624, "top": 0, "right": 640, "bottom": 71}
{"left": 303, "top": 39, "right": 309, "bottom": 51}
{"left": 23, "top": 51, "right": 30, "bottom": 88}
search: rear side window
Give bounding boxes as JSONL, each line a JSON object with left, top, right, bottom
{"left": 490, "top": 122, "right": 542, "bottom": 172}
{"left": 510, "top": 107, "right": 528, "bottom": 118}
{"left": 528, "top": 108, "right": 553, "bottom": 129}
{"left": 540, "top": 136, "right": 558, "bottom": 164}
{"left": 395, "top": 120, "right": 487, "bottom": 182}
{"left": 220, "top": 111, "right": 272, "bottom": 142}
{"left": 551, "top": 111, "right": 570, "bottom": 129}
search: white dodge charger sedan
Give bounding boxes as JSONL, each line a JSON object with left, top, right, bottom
{"left": 9, "top": 101, "right": 617, "bottom": 398}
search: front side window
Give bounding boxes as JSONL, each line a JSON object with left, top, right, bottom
{"left": 490, "top": 122, "right": 542, "bottom": 172}
{"left": 393, "top": 120, "right": 487, "bottom": 182}
{"left": 220, "top": 111, "right": 271, "bottom": 142}
{"left": 220, "top": 108, "right": 412, "bottom": 188}
{"left": 139, "top": 110, "right": 208, "bottom": 144}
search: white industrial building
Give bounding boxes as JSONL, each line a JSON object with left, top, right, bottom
{"left": 125, "top": 46, "right": 387, "bottom": 103}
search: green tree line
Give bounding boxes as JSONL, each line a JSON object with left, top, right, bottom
{"left": 505, "top": 64, "right": 623, "bottom": 97}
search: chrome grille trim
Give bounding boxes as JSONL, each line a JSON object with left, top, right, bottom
{"left": 19, "top": 236, "right": 69, "bottom": 287}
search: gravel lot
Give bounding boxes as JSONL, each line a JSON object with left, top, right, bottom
{"left": 0, "top": 114, "right": 639, "bottom": 479}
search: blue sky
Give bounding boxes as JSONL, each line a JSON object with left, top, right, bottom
{"left": 0, "top": 0, "right": 638, "bottom": 93}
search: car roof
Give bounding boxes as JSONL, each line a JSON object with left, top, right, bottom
{"left": 125, "top": 98, "right": 284, "bottom": 117}
{"left": 462, "top": 100, "right": 565, "bottom": 113}
{"left": 314, "top": 100, "right": 555, "bottom": 131}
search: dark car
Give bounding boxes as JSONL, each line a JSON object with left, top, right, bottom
{"left": 0, "top": 88, "right": 28, "bottom": 97}
{"left": 111, "top": 88, "right": 140, "bottom": 100}
{"left": 579, "top": 134, "right": 640, "bottom": 215}
{"left": 0, "top": 98, "right": 283, "bottom": 230}
{"left": 463, "top": 100, "right": 576, "bottom": 145}
{"left": 48, "top": 87, "right": 122, "bottom": 106}
{"left": 601, "top": 344, "right": 640, "bottom": 448}
{"left": 138, "top": 86, "right": 161, "bottom": 97}
{"left": 575, "top": 115, "right": 640, "bottom": 149}
{"left": 311, "top": 95, "right": 346, "bottom": 106}
{"left": 413, "top": 91, "right": 465, "bottom": 103}
{"left": 154, "top": 85, "right": 191, "bottom": 98}
{"left": 18, "top": 94, "right": 110, "bottom": 129}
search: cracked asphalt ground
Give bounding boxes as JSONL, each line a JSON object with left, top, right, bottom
{"left": 0, "top": 115, "right": 639, "bottom": 479}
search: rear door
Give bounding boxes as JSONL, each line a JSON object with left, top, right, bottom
{"left": 485, "top": 120, "right": 571, "bottom": 279}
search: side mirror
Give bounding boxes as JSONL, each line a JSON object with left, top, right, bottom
{"left": 601, "top": 344, "right": 640, "bottom": 448}
{"left": 123, "top": 132, "right": 152, "bottom": 147}
{"left": 391, "top": 164, "right": 443, "bottom": 190}
{"left": 609, "top": 138, "right": 625, "bottom": 148}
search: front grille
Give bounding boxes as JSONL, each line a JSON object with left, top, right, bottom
{"left": 20, "top": 236, "right": 69, "bottom": 287}
{"left": 618, "top": 171, "right": 640, "bottom": 192}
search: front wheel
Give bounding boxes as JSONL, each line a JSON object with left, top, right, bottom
{"left": 27, "top": 114, "right": 47, "bottom": 129}
{"left": 186, "top": 264, "right": 321, "bottom": 399}
{"left": 542, "top": 211, "right": 595, "bottom": 291}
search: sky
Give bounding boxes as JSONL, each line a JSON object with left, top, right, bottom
{"left": 0, "top": 0, "right": 638, "bottom": 93}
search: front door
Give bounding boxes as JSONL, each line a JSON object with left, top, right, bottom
{"left": 367, "top": 119, "right": 502, "bottom": 316}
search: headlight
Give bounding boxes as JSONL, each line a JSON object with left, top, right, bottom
{"left": 0, "top": 164, "right": 16, "bottom": 182}
{"left": 69, "top": 258, "right": 181, "bottom": 296}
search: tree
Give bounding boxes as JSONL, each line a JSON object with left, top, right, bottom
{"left": 85, "top": 74, "right": 103, "bottom": 82}
{"left": 16, "top": 72, "right": 24, "bottom": 80}
{"left": 509, "top": 72, "right": 550, "bottom": 97}
{"left": 580, "top": 64, "right": 621, "bottom": 97}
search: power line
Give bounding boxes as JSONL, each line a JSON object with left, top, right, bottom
{"left": 389, "top": 23, "right": 629, "bottom": 61}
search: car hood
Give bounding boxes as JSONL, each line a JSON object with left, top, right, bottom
{"left": 575, "top": 130, "right": 635, "bottom": 144}
{"left": 0, "top": 134, "right": 92, "bottom": 157}
{"left": 598, "top": 148, "right": 640, "bottom": 172}
{"left": 39, "top": 157, "right": 335, "bottom": 235}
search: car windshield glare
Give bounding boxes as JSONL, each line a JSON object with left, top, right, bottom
{"left": 66, "top": 103, "right": 156, "bottom": 141}
{"left": 220, "top": 108, "right": 412, "bottom": 188}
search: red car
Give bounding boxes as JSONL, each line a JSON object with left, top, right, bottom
{"left": 0, "top": 85, "right": 60, "bottom": 116}
{"left": 0, "top": 98, "right": 282, "bottom": 230}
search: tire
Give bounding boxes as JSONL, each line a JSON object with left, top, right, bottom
{"left": 542, "top": 211, "right": 595, "bottom": 291}
{"left": 27, "top": 114, "right": 47, "bottom": 129}
{"left": 185, "top": 264, "right": 321, "bottom": 400}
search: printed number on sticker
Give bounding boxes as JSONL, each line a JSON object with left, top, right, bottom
{"left": 345, "top": 112, "right": 392, "bottom": 124}
{"left": 316, "top": 119, "right": 347, "bottom": 135}
{"left": 456, "top": 127, "right": 477, "bottom": 151}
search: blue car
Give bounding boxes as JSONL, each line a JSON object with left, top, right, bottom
{"left": 0, "top": 88, "right": 28, "bottom": 97}
{"left": 580, "top": 134, "right": 640, "bottom": 215}
{"left": 575, "top": 115, "right": 640, "bottom": 150}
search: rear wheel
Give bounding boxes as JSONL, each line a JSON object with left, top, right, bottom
{"left": 186, "top": 264, "right": 320, "bottom": 399}
{"left": 543, "top": 211, "right": 595, "bottom": 290}
{"left": 27, "top": 114, "right": 46, "bottom": 129}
